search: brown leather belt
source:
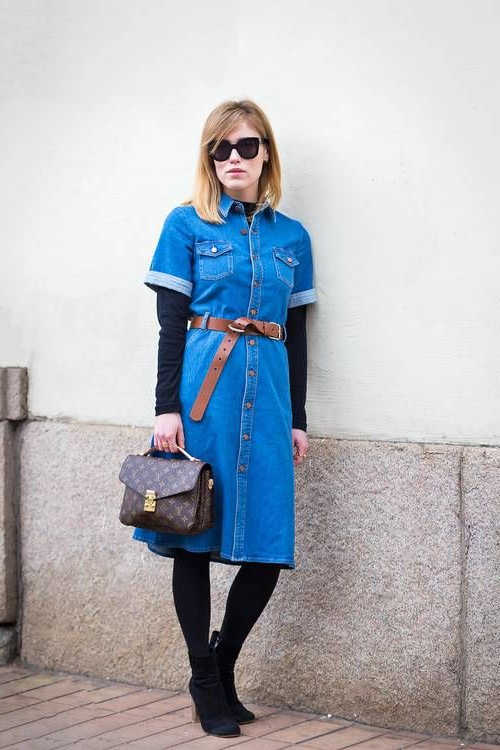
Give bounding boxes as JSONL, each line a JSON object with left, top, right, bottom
{"left": 188, "top": 315, "right": 285, "bottom": 421}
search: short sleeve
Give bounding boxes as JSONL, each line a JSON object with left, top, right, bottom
{"left": 144, "top": 207, "right": 193, "bottom": 298}
{"left": 288, "top": 225, "right": 318, "bottom": 308}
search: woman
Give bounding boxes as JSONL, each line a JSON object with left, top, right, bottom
{"left": 132, "top": 99, "right": 318, "bottom": 737}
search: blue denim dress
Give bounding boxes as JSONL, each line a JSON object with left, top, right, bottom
{"left": 132, "top": 191, "right": 318, "bottom": 569}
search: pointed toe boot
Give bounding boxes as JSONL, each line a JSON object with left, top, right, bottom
{"left": 188, "top": 649, "right": 241, "bottom": 737}
{"left": 210, "top": 629, "right": 256, "bottom": 724}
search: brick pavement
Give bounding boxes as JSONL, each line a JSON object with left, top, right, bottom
{"left": 0, "top": 662, "right": 496, "bottom": 750}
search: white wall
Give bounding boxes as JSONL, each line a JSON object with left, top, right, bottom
{"left": 2, "top": 0, "right": 499, "bottom": 444}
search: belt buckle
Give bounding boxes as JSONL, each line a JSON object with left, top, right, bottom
{"left": 268, "top": 322, "right": 282, "bottom": 340}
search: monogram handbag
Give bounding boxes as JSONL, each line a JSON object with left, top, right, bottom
{"left": 118, "top": 444, "right": 215, "bottom": 535}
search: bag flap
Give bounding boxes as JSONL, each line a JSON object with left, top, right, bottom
{"left": 119, "top": 454, "right": 208, "bottom": 498}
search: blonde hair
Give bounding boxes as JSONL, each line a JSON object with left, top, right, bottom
{"left": 180, "top": 99, "right": 282, "bottom": 224}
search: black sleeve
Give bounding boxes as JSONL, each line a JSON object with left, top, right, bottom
{"left": 284, "top": 304, "right": 308, "bottom": 431}
{"left": 154, "top": 286, "right": 190, "bottom": 416}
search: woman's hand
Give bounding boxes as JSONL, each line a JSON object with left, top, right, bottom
{"left": 154, "top": 413, "right": 185, "bottom": 453}
{"left": 292, "top": 427, "right": 308, "bottom": 466}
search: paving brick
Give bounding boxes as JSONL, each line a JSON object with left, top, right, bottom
{"left": 298, "top": 725, "right": 386, "bottom": 749}
{"left": 66, "top": 713, "right": 191, "bottom": 748}
{"left": 91, "top": 687, "right": 172, "bottom": 713}
{"left": 0, "top": 667, "right": 32, "bottom": 683}
{"left": 19, "top": 677, "right": 101, "bottom": 700}
{"left": 0, "top": 693, "right": 42, "bottom": 712}
{"left": 216, "top": 739, "right": 289, "bottom": 750}
{"left": 78, "top": 683, "right": 146, "bottom": 702}
{"left": 0, "top": 704, "right": 116, "bottom": 747}
{"left": 241, "top": 711, "right": 343, "bottom": 738}
{"left": 110, "top": 722, "right": 207, "bottom": 748}
{"left": 351, "top": 732, "right": 441, "bottom": 750}
{"left": 168, "top": 734, "right": 253, "bottom": 749}
{"left": 128, "top": 693, "right": 191, "bottom": 718}
{"left": 0, "top": 673, "right": 67, "bottom": 699}
{"left": 263, "top": 718, "right": 348, "bottom": 743}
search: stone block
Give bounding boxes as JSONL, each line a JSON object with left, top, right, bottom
{"left": 0, "top": 625, "right": 17, "bottom": 664}
{"left": 0, "top": 368, "right": 28, "bottom": 421}
{"left": 0, "top": 420, "right": 17, "bottom": 622}
{"left": 462, "top": 447, "right": 500, "bottom": 744}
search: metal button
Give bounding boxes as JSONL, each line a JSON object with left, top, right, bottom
{"left": 249, "top": 338, "right": 255, "bottom": 345}
{"left": 243, "top": 433, "right": 250, "bottom": 440}
{"left": 253, "top": 280, "right": 259, "bottom": 286}
{"left": 287, "top": 256, "right": 293, "bottom": 262}
{"left": 250, "top": 308, "right": 257, "bottom": 315}
{"left": 239, "top": 464, "right": 246, "bottom": 471}
{"left": 211, "top": 246, "right": 218, "bottom": 253}
{"left": 248, "top": 369, "right": 255, "bottom": 376}
{"left": 246, "top": 401, "right": 252, "bottom": 408}
{"left": 240, "top": 228, "right": 248, "bottom": 235}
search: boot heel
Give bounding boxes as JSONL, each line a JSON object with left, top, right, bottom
{"left": 191, "top": 696, "right": 199, "bottom": 722}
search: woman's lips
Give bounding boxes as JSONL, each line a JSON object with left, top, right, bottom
{"left": 228, "top": 169, "right": 245, "bottom": 174}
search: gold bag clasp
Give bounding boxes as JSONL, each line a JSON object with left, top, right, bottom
{"left": 144, "top": 490, "right": 157, "bottom": 512}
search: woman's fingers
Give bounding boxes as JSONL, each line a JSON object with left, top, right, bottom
{"left": 177, "top": 420, "right": 185, "bottom": 450}
{"left": 154, "top": 414, "right": 186, "bottom": 453}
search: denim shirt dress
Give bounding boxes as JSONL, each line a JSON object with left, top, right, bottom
{"left": 132, "top": 191, "right": 318, "bottom": 569}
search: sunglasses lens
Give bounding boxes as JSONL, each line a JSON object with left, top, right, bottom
{"left": 237, "top": 138, "right": 259, "bottom": 158}
{"left": 212, "top": 141, "right": 231, "bottom": 161}
{"left": 210, "top": 137, "right": 261, "bottom": 161}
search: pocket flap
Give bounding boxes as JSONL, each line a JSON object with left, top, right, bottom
{"left": 273, "top": 248, "right": 300, "bottom": 266}
{"left": 119, "top": 454, "right": 207, "bottom": 498}
{"left": 196, "top": 241, "right": 232, "bottom": 257}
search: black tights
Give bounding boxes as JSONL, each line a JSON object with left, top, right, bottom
{"left": 172, "top": 548, "right": 281, "bottom": 657}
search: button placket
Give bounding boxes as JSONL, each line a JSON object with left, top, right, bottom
{"left": 232, "top": 207, "right": 261, "bottom": 559}
{"left": 232, "top": 326, "right": 259, "bottom": 558}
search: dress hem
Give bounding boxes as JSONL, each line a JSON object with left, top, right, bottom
{"left": 132, "top": 536, "right": 295, "bottom": 570}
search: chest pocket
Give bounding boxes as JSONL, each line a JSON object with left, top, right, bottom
{"left": 196, "top": 240, "right": 234, "bottom": 280}
{"left": 272, "top": 247, "right": 300, "bottom": 289}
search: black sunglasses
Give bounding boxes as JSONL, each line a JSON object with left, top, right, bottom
{"left": 209, "top": 137, "right": 269, "bottom": 162}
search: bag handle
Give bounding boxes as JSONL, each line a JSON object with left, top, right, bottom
{"left": 140, "top": 444, "right": 201, "bottom": 462}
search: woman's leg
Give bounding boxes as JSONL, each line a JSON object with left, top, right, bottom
{"left": 172, "top": 548, "right": 212, "bottom": 656}
{"left": 219, "top": 561, "right": 281, "bottom": 656}
{"left": 173, "top": 549, "right": 241, "bottom": 736}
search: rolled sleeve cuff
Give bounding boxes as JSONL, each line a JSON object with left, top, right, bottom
{"left": 144, "top": 271, "right": 192, "bottom": 297}
{"left": 288, "top": 288, "right": 318, "bottom": 308}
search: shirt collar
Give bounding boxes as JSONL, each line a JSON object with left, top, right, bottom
{"left": 219, "top": 191, "right": 277, "bottom": 223}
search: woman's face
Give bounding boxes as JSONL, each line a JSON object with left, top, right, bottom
{"left": 212, "top": 120, "right": 269, "bottom": 202}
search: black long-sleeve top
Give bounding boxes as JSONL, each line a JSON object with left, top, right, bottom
{"left": 154, "top": 200, "right": 309, "bottom": 431}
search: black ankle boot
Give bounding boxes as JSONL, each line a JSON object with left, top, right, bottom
{"left": 188, "top": 648, "right": 241, "bottom": 737}
{"left": 209, "top": 629, "right": 256, "bottom": 723}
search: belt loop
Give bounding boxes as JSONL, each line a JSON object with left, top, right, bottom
{"left": 200, "top": 311, "right": 210, "bottom": 329}
{"left": 283, "top": 323, "right": 287, "bottom": 343}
